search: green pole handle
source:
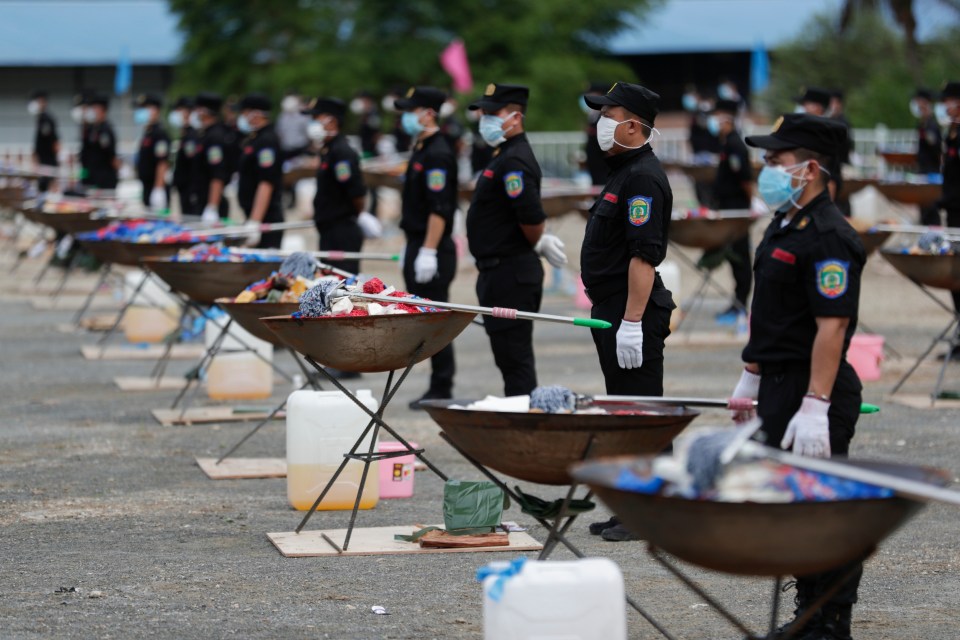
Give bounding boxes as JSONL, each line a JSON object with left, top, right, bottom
{"left": 859, "top": 403, "right": 880, "bottom": 414}
{"left": 573, "top": 318, "right": 612, "bottom": 329}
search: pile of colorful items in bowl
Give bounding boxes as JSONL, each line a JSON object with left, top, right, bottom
{"left": 171, "top": 243, "right": 281, "bottom": 263}
{"left": 233, "top": 272, "right": 325, "bottom": 304}
{"left": 41, "top": 199, "right": 97, "bottom": 214}
{"left": 77, "top": 220, "right": 220, "bottom": 244}
{"left": 297, "top": 277, "right": 440, "bottom": 318}
{"left": 896, "top": 230, "right": 955, "bottom": 256}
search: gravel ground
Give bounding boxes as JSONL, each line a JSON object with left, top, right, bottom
{"left": 2, "top": 222, "right": 960, "bottom": 639}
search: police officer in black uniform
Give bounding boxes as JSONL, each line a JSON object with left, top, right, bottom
{"left": 192, "top": 92, "right": 233, "bottom": 223}
{"left": 28, "top": 90, "right": 59, "bottom": 193}
{"left": 237, "top": 93, "right": 285, "bottom": 249}
{"left": 170, "top": 96, "right": 199, "bottom": 216}
{"left": 709, "top": 98, "right": 754, "bottom": 323}
{"left": 910, "top": 89, "right": 943, "bottom": 225}
{"left": 466, "top": 83, "right": 568, "bottom": 396}
{"left": 79, "top": 93, "right": 118, "bottom": 191}
{"left": 729, "top": 113, "right": 866, "bottom": 640}
{"left": 133, "top": 93, "right": 170, "bottom": 213}
{"left": 395, "top": 87, "right": 459, "bottom": 408}
{"left": 306, "top": 97, "right": 379, "bottom": 275}
{"left": 580, "top": 82, "right": 676, "bottom": 397}
{"left": 938, "top": 81, "right": 960, "bottom": 359}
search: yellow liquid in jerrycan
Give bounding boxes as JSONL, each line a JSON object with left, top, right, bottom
{"left": 287, "top": 463, "right": 379, "bottom": 510}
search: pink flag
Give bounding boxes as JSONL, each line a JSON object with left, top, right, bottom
{"left": 440, "top": 39, "right": 473, "bottom": 94}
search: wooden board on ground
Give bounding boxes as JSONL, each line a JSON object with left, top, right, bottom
{"left": 30, "top": 295, "right": 118, "bottom": 311}
{"left": 267, "top": 524, "right": 542, "bottom": 557}
{"left": 152, "top": 406, "right": 283, "bottom": 427}
{"left": 114, "top": 376, "right": 188, "bottom": 391}
{"left": 668, "top": 331, "right": 748, "bottom": 346}
{"left": 81, "top": 344, "right": 205, "bottom": 361}
{"left": 196, "top": 457, "right": 286, "bottom": 479}
{"left": 888, "top": 394, "right": 960, "bottom": 410}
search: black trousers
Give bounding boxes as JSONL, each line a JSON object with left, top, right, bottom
{"left": 948, "top": 210, "right": 960, "bottom": 312}
{"left": 589, "top": 284, "right": 674, "bottom": 395}
{"left": 318, "top": 218, "right": 363, "bottom": 275}
{"left": 757, "top": 360, "right": 864, "bottom": 606}
{"left": 728, "top": 232, "right": 752, "bottom": 308}
{"left": 403, "top": 236, "right": 457, "bottom": 395}
{"left": 476, "top": 254, "right": 543, "bottom": 396}
{"left": 176, "top": 183, "right": 198, "bottom": 216}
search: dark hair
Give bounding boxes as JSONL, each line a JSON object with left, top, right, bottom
{"left": 793, "top": 148, "right": 832, "bottom": 186}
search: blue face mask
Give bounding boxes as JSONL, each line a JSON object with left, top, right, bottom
{"left": 479, "top": 114, "right": 512, "bottom": 147}
{"left": 682, "top": 94, "right": 698, "bottom": 112}
{"left": 237, "top": 114, "right": 253, "bottom": 133}
{"left": 401, "top": 111, "right": 424, "bottom": 136}
{"left": 706, "top": 115, "right": 721, "bottom": 137}
{"left": 757, "top": 163, "right": 808, "bottom": 213}
{"left": 134, "top": 107, "right": 151, "bottom": 126}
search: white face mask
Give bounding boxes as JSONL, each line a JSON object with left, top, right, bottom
{"left": 83, "top": 108, "right": 97, "bottom": 124}
{"left": 350, "top": 98, "right": 366, "bottom": 115}
{"left": 70, "top": 106, "right": 83, "bottom": 123}
{"left": 596, "top": 116, "right": 656, "bottom": 152}
{"left": 168, "top": 110, "right": 184, "bottom": 128}
{"left": 307, "top": 121, "right": 329, "bottom": 141}
{"left": 381, "top": 96, "right": 396, "bottom": 112}
{"left": 439, "top": 101, "right": 455, "bottom": 119}
{"left": 281, "top": 96, "right": 300, "bottom": 113}
{"left": 936, "top": 102, "right": 957, "bottom": 126}
{"left": 189, "top": 111, "right": 203, "bottom": 129}
{"left": 27, "top": 100, "right": 41, "bottom": 116}
{"left": 909, "top": 100, "right": 922, "bottom": 119}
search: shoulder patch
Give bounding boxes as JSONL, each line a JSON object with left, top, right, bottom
{"left": 728, "top": 154, "right": 741, "bottom": 173}
{"left": 258, "top": 148, "right": 275, "bottom": 168}
{"left": 184, "top": 141, "right": 196, "bottom": 157}
{"left": 427, "top": 168, "right": 447, "bottom": 192}
{"left": 627, "top": 195, "right": 652, "bottom": 226}
{"left": 504, "top": 171, "right": 523, "bottom": 198}
{"left": 816, "top": 260, "right": 849, "bottom": 299}
{"left": 100, "top": 132, "right": 112, "bottom": 148}
{"left": 334, "top": 160, "right": 351, "bottom": 182}
{"left": 208, "top": 145, "right": 223, "bottom": 165}
{"left": 155, "top": 140, "right": 169, "bottom": 157}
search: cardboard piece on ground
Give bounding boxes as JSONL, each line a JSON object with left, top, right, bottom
{"left": 81, "top": 344, "right": 205, "bottom": 361}
{"left": 115, "top": 376, "right": 187, "bottom": 391}
{"left": 56, "top": 313, "right": 119, "bottom": 334}
{"left": 196, "top": 457, "right": 286, "bottom": 479}
{"left": 152, "top": 406, "right": 283, "bottom": 426}
{"left": 668, "top": 331, "right": 748, "bottom": 346}
{"left": 31, "top": 296, "right": 118, "bottom": 311}
{"left": 888, "top": 394, "right": 960, "bottom": 410}
{"left": 267, "top": 524, "right": 542, "bottom": 557}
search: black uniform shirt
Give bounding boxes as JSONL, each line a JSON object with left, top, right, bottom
{"left": 173, "top": 126, "right": 199, "bottom": 188}
{"left": 136, "top": 123, "right": 170, "bottom": 185}
{"left": 942, "top": 125, "right": 960, "bottom": 210}
{"left": 917, "top": 115, "right": 942, "bottom": 174}
{"left": 712, "top": 130, "right": 752, "bottom": 208}
{"left": 34, "top": 112, "right": 59, "bottom": 166}
{"left": 742, "top": 190, "right": 865, "bottom": 365}
{"left": 359, "top": 111, "right": 381, "bottom": 156}
{"left": 466, "top": 133, "right": 546, "bottom": 260}
{"left": 313, "top": 133, "right": 367, "bottom": 231}
{"left": 400, "top": 132, "right": 458, "bottom": 237}
{"left": 580, "top": 145, "right": 672, "bottom": 293}
{"left": 193, "top": 122, "right": 233, "bottom": 205}
{"left": 238, "top": 123, "right": 284, "bottom": 221}
{"left": 80, "top": 121, "right": 118, "bottom": 189}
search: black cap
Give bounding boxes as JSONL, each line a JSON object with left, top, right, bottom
{"left": 173, "top": 95, "right": 194, "bottom": 110}
{"left": 88, "top": 93, "right": 109, "bottom": 108}
{"left": 795, "top": 86, "right": 831, "bottom": 109}
{"left": 239, "top": 93, "right": 272, "bottom": 112}
{"left": 745, "top": 113, "right": 846, "bottom": 157}
{"left": 712, "top": 99, "right": 740, "bottom": 115}
{"left": 30, "top": 90, "right": 48, "bottom": 100}
{"left": 583, "top": 82, "right": 660, "bottom": 123}
{"left": 133, "top": 92, "right": 162, "bottom": 108}
{"left": 195, "top": 92, "right": 223, "bottom": 112}
{"left": 941, "top": 81, "right": 960, "bottom": 100}
{"left": 468, "top": 83, "right": 529, "bottom": 111}
{"left": 914, "top": 88, "right": 934, "bottom": 102}
{"left": 394, "top": 86, "right": 446, "bottom": 112}
{"left": 304, "top": 97, "right": 346, "bottom": 120}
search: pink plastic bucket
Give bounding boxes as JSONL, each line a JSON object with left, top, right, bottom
{"left": 847, "top": 334, "right": 884, "bottom": 381}
{"left": 378, "top": 441, "right": 418, "bottom": 499}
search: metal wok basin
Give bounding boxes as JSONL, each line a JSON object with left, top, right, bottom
{"left": 881, "top": 250, "right": 960, "bottom": 291}
{"left": 143, "top": 258, "right": 281, "bottom": 305}
{"left": 29, "top": 209, "right": 110, "bottom": 235}
{"left": 216, "top": 300, "right": 299, "bottom": 346}
{"left": 541, "top": 186, "right": 600, "bottom": 219}
{"left": 571, "top": 456, "right": 948, "bottom": 576}
{"left": 876, "top": 182, "right": 941, "bottom": 208}
{"left": 670, "top": 216, "right": 758, "bottom": 250}
{"left": 858, "top": 230, "right": 891, "bottom": 256}
{"left": 262, "top": 311, "right": 476, "bottom": 373}
{"left": 421, "top": 400, "right": 699, "bottom": 485}
{"left": 78, "top": 239, "right": 198, "bottom": 267}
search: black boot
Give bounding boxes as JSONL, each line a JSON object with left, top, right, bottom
{"left": 773, "top": 579, "right": 823, "bottom": 639}
{"left": 820, "top": 604, "right": 853, "bottom": 640}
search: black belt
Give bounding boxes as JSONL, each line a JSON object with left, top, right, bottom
{"left": 475, "top": 251, "right": 538, "bottom": 271}
{"left": 759, "top": 360, "right": 811, "bottom": 375}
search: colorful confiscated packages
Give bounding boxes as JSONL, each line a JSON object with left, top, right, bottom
{"left": 77, "top": 220, "right": 216, "bottom": 244}
{"left": 170, "top": 242, "right": 281, "bottom": 263}
{"left": 296, "top": 276, "right": 441, "bottom": 318}
{"left": 897, "top": 230, "right": 955, "bottom": 256}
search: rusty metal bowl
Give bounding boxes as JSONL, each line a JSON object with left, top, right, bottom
{"left": 421, "top": 400, "right": 699, "bottom": 485}
{"left": 571, "top": 456, "right": 948, "bottom": 576}
{"left": 881, "top": 250, "right": 960, "bottom": 291}
{"left": 78, "top": 239, "right": 198, "bottom": 267}
{"left": 143, "top": 258, "right": 282, "bottom": 305}
{"left": 29, "top": 210, "right": 111, "bottom": 235}
{"left": 839, "top": 177, "right": 879, "bottom": 201}
{"left": 858, "top": 230, "right": 892, "bottom": 256}
{"left": 261, "top": 311, "right": 476, "bottom": 373}
{"left": 879, "top": 151, "right": 917, "bottom": 168}
{"left": 541, "top": 186, "right": 601, "bottom": 219}
{"left": 216, "top": 300, "right": 299, "bottom": 346}
{"left": 670, "top": 216, "right": 758, "bottom": 250}
{"left": 876, "top": 182, "right": 941, "bottom": 207}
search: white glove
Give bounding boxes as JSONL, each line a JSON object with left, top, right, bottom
{"left": 616, "top": 319, "right": 644, "bottom": 369}
{"left": 781, "top": 396, "right": 831, "bottom": 458}
{"left": 201, "top": 205, "right": 220, "bottom": 224}
{"left": 242, "top": 220, "right": 262, "bottom": 247}
{"left": 149, "top": 187, "right": 167, "bottom": 212}
{"left": 414, "top": 247, "right": 438, "bottom": 283}
{"left": 534, "top": 233, "right": 568, "bottom": 268}
{"left": 357, "top": 211, "right": 383, "bottom": 239}
{"left": 728, "top": 368, "right": 760, "bottom": 424}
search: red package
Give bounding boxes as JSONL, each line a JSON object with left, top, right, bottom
{"left": 363, "top": 277, "right": 385, "bottom": 294}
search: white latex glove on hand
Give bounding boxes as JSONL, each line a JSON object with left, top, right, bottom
{"left": 149, "top": 187, "right": 167, "bottom": 212}
{"left": 413, "top": 247, "right": 438, "bottom": 283}
{"left": 357, "top": 211, "right": 383, "bottom": 239}
{"left": 201, "top": 205, "right": 220, "bottom": 224}
{"left": 242, "top": 221, "right": 262, "bottom": 247}
{"left": 534, "top": 233, "right": 568, "bottom": 268}
{"left": 781, "top": 396, "right": 831, "bottom": 458}
{"left": 616, "top": 319, "right": 644, "bottom": 369}
{"left": 728, "top": 368, "right": 760, "bottom": 424}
